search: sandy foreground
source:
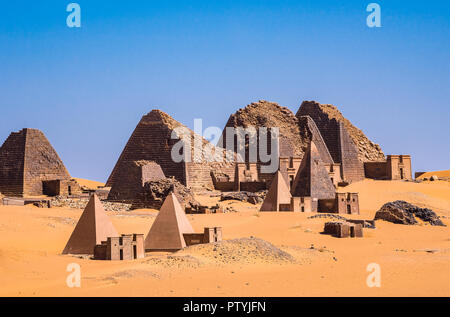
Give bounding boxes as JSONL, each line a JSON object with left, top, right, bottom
{"left": 0, "top": 179, "right": 449, "bottom": 297}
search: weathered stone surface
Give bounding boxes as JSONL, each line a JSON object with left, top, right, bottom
{"left": 50, "top": 196, "right": 132, "bottom": 212}
{"left": 108, "top": 160, "right": 165, "bottom": 202}
{"left": 136, "top": 178, "right": 200, "bottom": 210}
{"left": 220, "top": 191, "right": 266, "bottom": 205}
{"left": 291, "top": 142, "right": 336, "bottom": 201}
{"left": 430, "top": 175, "right": 439, "bottom": 181}
{"left": 107, "top": 110, "right": 235, "bottom": 191}
{"left": 220, "top": 100, "right": 308, "bottom": 158}
{"left": 0, "top": 128, "right": 80, "bottom": 197}
{"left": 374, "top": 201, "right": 445, "bottom": 226}
{"left": 297, "top": 101, "right": 385, "bottom": 163}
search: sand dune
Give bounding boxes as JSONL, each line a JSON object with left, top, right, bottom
{"left": 417, "top": 170, "right": 450, "bottom": 181}
{"left": 0, "top": 179, "right": 449, "bottom": 297}
{"left": 73, "top": 178, "right": 106, "bottom": 190}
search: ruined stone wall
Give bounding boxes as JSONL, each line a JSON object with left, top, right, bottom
{"left": 0, "top": 130, "right": 26, "bottom": 196}
{"left": 108, "top": 160, "right": 165, "bottom": 202}
{"left": 364, "top": 162, "right": 388, "bottom": 179}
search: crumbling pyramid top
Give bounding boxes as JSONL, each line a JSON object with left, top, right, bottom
{"left": 291, "top": 141, "right": 336, "bottom": 199}
{"left": 260, "top": 171, "right": 292, "bottom": 212}
{"left": 219, "top": 100, "right": 309, "bottom": 157}
{"left": 62, "top": 194, "right": 118, "bottom": 254}
{"left": 144, "top": 192, "right": 194, "bottom": 251}
{"left": 296, "top": 101, "right": 385, "bottom": 162}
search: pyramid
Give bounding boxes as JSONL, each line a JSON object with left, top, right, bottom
{"left": 106, "top": 110, "right": 233, "bottom": 191}
{"left": 297, "top": 115, "right": 334, "bottom": 165}
{"left": 62, "top": 194, "right": 119, "bottom": 254}
{"left": 297, "top": 101, "right": 371, "bottom": 183}
{"left": 296, "top": 100, "right": 385, "bottom": 162}
{"left": 291, "top": 141, "right": 336, "bottom": 201}
{"left": 260, "top": 171, "right": 292, "bottom": 212}
{"left": 144, "top": 192, "right": 194, "bottom": 251}
{"left": 0, "top": 128, "right": 72, "bottom": 196}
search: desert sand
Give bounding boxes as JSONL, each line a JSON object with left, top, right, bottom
{"left": 73, "top": 178, "right": 106, "bottom": 190}
{"left": 0, "top": 179, "right": 449, "bottom": 297}
{"left": 417, "top": 170, "right": 450, "bottom": 181}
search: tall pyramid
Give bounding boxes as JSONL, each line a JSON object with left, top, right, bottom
{"left": 0, "top": 128, "right": 73, "bottom": 196}
{"left": 297, "top": 115, "right": 334, "bottom": 165}
{"left": 62, "top": 194, "right": 119, "bottom": 254}
{"left": 260, "top": 171, "right": 292, "bottom": 212}
{"left": 297, "top": 101, "right": 374, "bottom": 183}
{"left": 291, "top": 142, "right": 335, "bottom": 211}
{"left": 144, "top": 192, "right": 194, "bottom": 251}
{"left": 106, "top": 110, "right": 235, "bottom": 191}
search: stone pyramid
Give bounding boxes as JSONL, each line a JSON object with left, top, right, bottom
{"left": 291, "top": 141, "right": 335, "bottom": 200}
{"left": 297, "top": 115, "right": 334, "bottom": 165}
{"left": 106, "top": 110, "right": 233, "bottom": 191}
{"left": 0, "top": 128, "right": 71, "bottom": 196}
{"left": 144, "top": 192, "right": 194, "bottom": 251}
{"left": 106, "top": 110, "right": 187, "bottom": 187}
{"left": 62, "top": 194, "right": 119, "bottom": 254}
{"left": 260, "top": 171, "right": 292, "bottom": 212}
{"left": 296, "top": 101, "right": 370, "bottom": 183}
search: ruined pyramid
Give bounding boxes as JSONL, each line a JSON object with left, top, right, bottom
{"left": 144, "top": 192, "right": 194, "bottom": 251}
{"left": 106, "top": 110, "right": 234, "bottom": 191}
{"left": 62, "top": 194, "right": 119, "bottom": 254}
{"left": 219, "top": 100, "right": 309, "bottom": 158}
{"left": 296, "top": 100, "right": 377, "bottom": 183}
{"left": 260, "top": 171, "right": 292, "bottom": 212}
{"left": 297, "top": 115, "right": 334, "bottom": 165}
{"left": 0, "top": 128, "right": 72, "bottom": 196}
{"left": 291, "top": 141, "right": 336, "bottom": 211}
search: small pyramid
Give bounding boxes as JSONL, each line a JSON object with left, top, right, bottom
{"left": 62, "top": 194, "right": 118, "bottom": 254}
{"left": 291, "top": 141, "right": 335, "bottom": 200}
{"left": 0, "top": 128, "right": 72, "bottom": 196}
{"left": 260, "top": 171, "right": 292, "bottom": 212}
{"left": 144, "top": 192, "right": 194, "bottom": 251}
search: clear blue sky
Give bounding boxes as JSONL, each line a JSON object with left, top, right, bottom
{"left": 0, "top": 0, "right": 449, "bottom": 182}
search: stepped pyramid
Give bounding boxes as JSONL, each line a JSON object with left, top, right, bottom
{"left": 62, "top": 194, "right": 119, "bottom": 254}
{"left": 107, "top": 110, "right": 234, "bottom": 191}
{"left": 0, "top": 128, "right": 72, "bottom": 196}
{"left": 291, "top": 141, "right": 335, "bottom": 211}
{"left": 144, "top": 192, "right": 194, "bottom": 251}
{"left": 260, "top": 171, "right": 292, "bottom": 212}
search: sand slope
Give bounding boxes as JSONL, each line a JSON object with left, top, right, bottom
{"left": 73, "top": 178, "right": 105, "bottom": 190}
{"left": 0, "top": 180, "right": 449, "bottom": 297}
